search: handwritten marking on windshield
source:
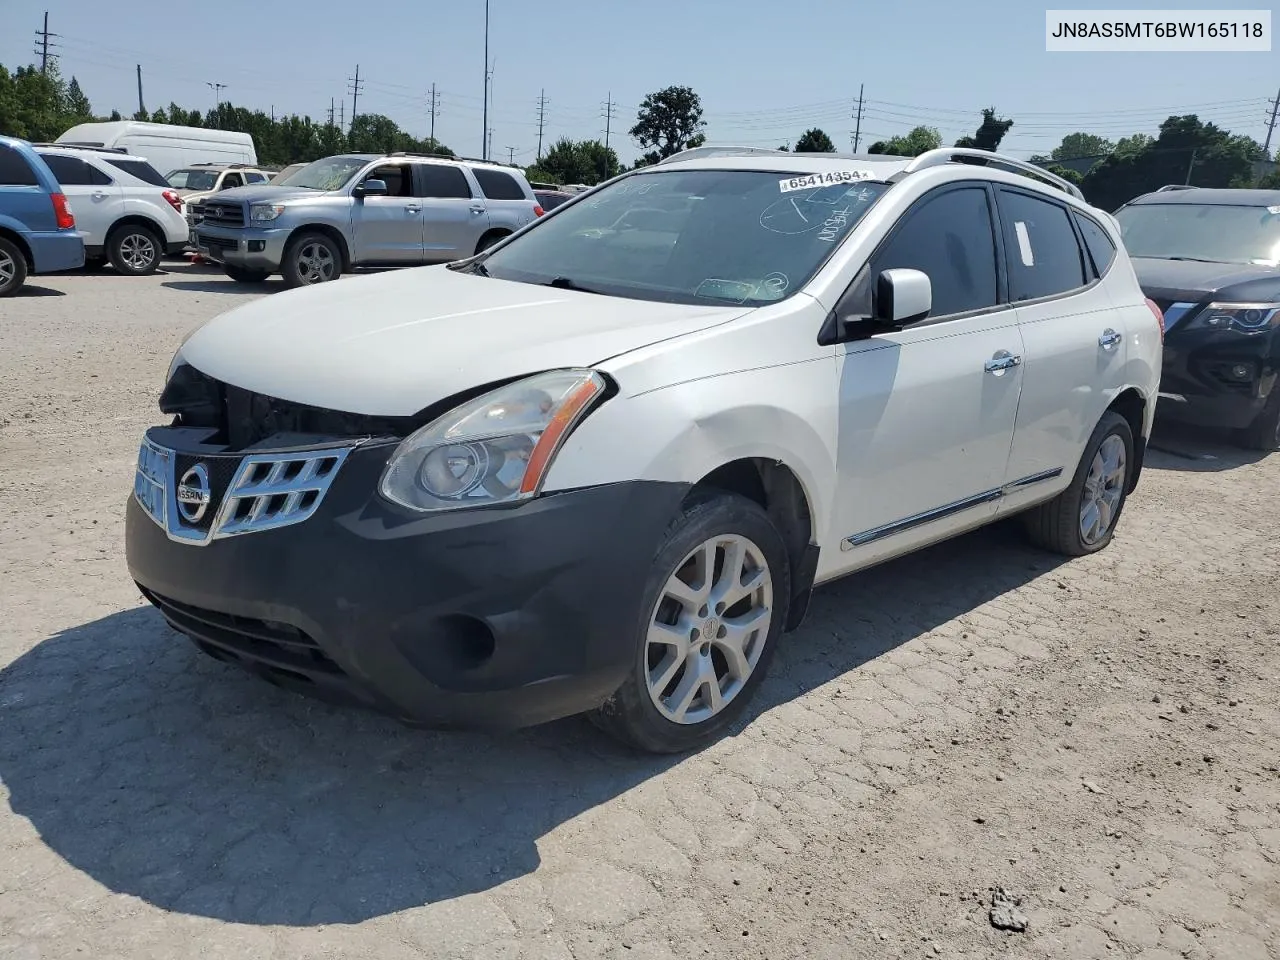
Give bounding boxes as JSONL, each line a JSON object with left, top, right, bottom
{"left": 818, "top": 207, "right": 854, "bottom": 242}
{"left": 790, "top": 198, "right": 808, "bottom": 222}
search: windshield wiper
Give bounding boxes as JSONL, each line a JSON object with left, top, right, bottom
{"left": 544, "top": 276, "right": 604, "bottom": 295}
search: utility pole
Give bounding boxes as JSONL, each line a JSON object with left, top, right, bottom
{"left": 535, "top": 89, "right": 548, "bottom": 161}
{"left": 339, "top": 102, "right": 345, "bottom": 130}
{"left": 136, "top": 65, "right": 145, "bottom": 116}
{"left": 507, "top": 146, "right": 516, "bottom": 164}
{"left": 1263, "top": 86, "right": 1280, "bottom": 158}
{"left": 482, "top": 0, "right": 491, "bottom": 159}
{"left": 206, "top": 82, "right": 226, "bottom": 126}
{"left": 488, "top": 129, "right": 494, "bottom": 162}
{"left": 35, "top": 12, "right": 58, "bottom": 74}
{"left": 1184, "top": 147, "right": 1197, "bottom": 185}
{"left": 347, "top": 64, "right": 363, "bottom": 134}
{"left": 851, "top": 83, "right": 865, "bottom": 152}
{"left": 602, "top": 91, "right": 617, "bottom": 152}
{"left": 328, "top": 97, "right": 335, "bottom": 127}
{"left": 428, "top": 83, "right": 441, "bottom": 143}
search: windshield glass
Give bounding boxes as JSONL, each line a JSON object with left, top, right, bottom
{"left": 166, "top": 169, "right": 218, "bottom": 190}
{"left": 1116, "top": 202, "right": 1280, "bottom": 265}
{"left": 472, "top": 169, "right": 889, "bottom": 305}
{"left": 274, "top": 156, "right": 369, "bottom": 191}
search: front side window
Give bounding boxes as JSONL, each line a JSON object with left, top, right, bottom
{"left": 1115, "top": 202, "right": 1280, "bottom": 266}
{"left": 167, "top": 169, "right": 219, "bottom": 191}
{"left": 997, "top": 189, "right": 1088, "bottom": 301}
{"left": 871, "top": 186, "right": 1000, "bottom": 317}
{"left": 221, "top": 172, "right": 243, "bottom": 189}
{"left": 469, "top": 169, "right": 889, "bottom": 306}
{"left": 363, "top": 164, "right": 413, "bottom": 197}
{"left": 274, "top": 156, "right": 369, "bottom": 191}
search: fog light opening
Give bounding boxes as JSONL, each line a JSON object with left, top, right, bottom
{"left": 437, "top": 615, "right": 497, "bottom": 671}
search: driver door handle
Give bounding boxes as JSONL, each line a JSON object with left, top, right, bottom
{"left": 469, "top": 205, "right": 486, "bottom": 215}
{"left": 405, "top": 204, "right": 421, "bottom": 214}
{"left": 985, "top": 351, "right": 1022, "bottom": 374}
{"left": 1099, "top": 329, "right": 1123, "bottom": 349}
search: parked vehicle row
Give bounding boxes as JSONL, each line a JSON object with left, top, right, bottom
{"left": 0, "top": 134, "right": 85, "bottom": 294}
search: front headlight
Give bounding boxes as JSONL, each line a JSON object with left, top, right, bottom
{"left": 1192, "top": 302, "right": 1280, "bottom": 334}
{"left": 250, "top": 203, "right": 286, "bottom": 222}
{"left": 379, "top": 369, "right": 608, "bottom": 512}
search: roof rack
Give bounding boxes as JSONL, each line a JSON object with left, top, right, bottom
{"left": 658, "top": 145, "right": 789, "bottom": 164}
{"left": 898, "top": 148, "right": 1086, "bottom": 201}
{"left": 387, "top": 151, "right": 519, "bottom": 168}
{"left": 33, "top": 142, "right": 129, "bottom": 154}
{"left": 1155, "top": 184, "right": 1196, "bottom": 192}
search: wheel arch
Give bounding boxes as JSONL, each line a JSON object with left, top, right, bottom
{"left": 0, "top": 226, "right": 34, "bottom": 270}
{"left": 475, "top": 228, "right": 511, "bottom": 255}
{"left": 286, "top": 223, "right": 352, "bottom": 271}
{"left": 107, "top": 214, "right": 168, "bottom": 243}
{"left": 1106, "top": 386, "right": 1148, "bottom": 493}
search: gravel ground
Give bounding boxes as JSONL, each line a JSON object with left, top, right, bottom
{"left": 2, "top": 264, "right": 1278, "bottom": 960}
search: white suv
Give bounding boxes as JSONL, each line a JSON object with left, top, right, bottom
{"left": 33, "top": 144, "right": 189, "bottom": 274}
{"left": 165, "top": 162, "right": 271, "bottom": 226}
{"left": 125, "top": 147, "right": 1163, "bottom": 753}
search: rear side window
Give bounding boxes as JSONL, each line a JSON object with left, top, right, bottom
{"left": 996, "top": 189, "right": 1088, "bottom": 301}
{"left": 471, "top": 168, "right": 526, "bottom": 200}
{"left": 105, "top": 158, "right": 169, "bottom": 186}
{"left": 1074, "top": 212, "right": 1117, "bottom": 276}
{"left": 418, "top": 164, "right": 472, "bottom": 199}
{"left": 39, "top": 154, "right": 108, "bottom": 186}
{"left": 0, "top": 145, "right": 39, "bottom": 186}
{"left": 245, "top": 171, "right": 267, "bottom": 183}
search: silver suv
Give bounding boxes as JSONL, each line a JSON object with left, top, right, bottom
{"left": 190, "top": 152, "right": 544, "bottom": 287}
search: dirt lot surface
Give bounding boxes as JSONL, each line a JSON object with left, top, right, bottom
{"left": 1, "top": 264, "right": 1278, "bottom": 960}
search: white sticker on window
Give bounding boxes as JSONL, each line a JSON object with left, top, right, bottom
{"left": 1014, "top": 221, "right": 1035, "bottom": 267}
{"left": 779, "top": 170, "right": 876, "bottom": 193}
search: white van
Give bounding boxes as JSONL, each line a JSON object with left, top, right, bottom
{"left": 55, "top": 121, "right": 256, "bottom": 179}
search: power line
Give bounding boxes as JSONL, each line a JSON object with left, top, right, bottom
{"left": 536, "top": 89, "right": 549, "bottom": 161}
{"left": 347, "top": 64, "right": 363, "bottom": 133}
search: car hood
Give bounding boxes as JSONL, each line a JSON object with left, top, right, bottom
{"left": 204, "top": 184, "right": 325, "bottom": 205}
{"left": 1131, "top": 256, "right": 1280, "bottom": 303}
{"left": 178, "top": 266, "right": 750, "bottom": 417}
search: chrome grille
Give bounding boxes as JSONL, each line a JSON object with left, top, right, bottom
{"left": 134, "top": 437, "right": 353, "bottom": 545}
{"left": 200, "top": 200, "right": 246, "bottom": 228}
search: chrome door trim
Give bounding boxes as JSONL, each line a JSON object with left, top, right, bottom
{"left": 840, "top": 467, "right": 1063, "bottom": 551}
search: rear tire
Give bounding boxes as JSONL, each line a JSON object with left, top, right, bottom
{"left": 106, "top": 224, "right": 162, "bottom": 276}
{"left": 0, "top": 238, "right": 28, "bottom": 297}
{"left": 225, "top": 265, "right": 271, "bottom": 284}
{"left": 1022, "top": 411, "right": 1134, "bottom": 556}
{"left": 1242, "top": 389, "right": 1280, "bottom": 452}
{"left": 474, "top": 230, "right": 508, "bottom": 255}
{"left": 589, "top": 490, "right": 790, "bottom": 754}
{"left": 281, "top": 231, "right": 341, "bottom": 288}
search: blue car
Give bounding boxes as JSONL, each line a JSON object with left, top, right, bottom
{"left": 0, "top": 134, "right": 86, "bottom": 297}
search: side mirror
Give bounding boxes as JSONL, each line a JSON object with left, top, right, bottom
{"left": 874, "top": 268, "right": 931, "bottom": 325}
{"left": 355, "top": 179, "right": 388, "bottom": 198}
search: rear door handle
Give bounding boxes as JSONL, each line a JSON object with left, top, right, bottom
{"left": 405, "top": 205, "right": 421, "bottom": 214}
{"left": 985, "top": 351, "right": 1022, "bottom": 374}
{"left": 469, "top": 206, "right": 485, "bottom": 215}
{"left": 92, "top": 191, "right": 107, "bottom": 200}
{"left": 1099, "top": 329, "right": 1122, "bottom": 349}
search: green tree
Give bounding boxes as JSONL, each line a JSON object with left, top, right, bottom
{"left": 868, "top": 125, "right": 942, "bottom": 157}
{"left": 64, "top": 76, "right": 92, "bottom": 122}
{"left": 527, "top": 137, "right": 620, "bottom": 185}
{"left": 630, "top": 85, "right": 706, "bottom": 165}
{"left": 1256, "top": 169, "right": 1280, "bottom": 189}
{"left": 1045, "top": 164, "right": 1085, "bottom": 186}
{"left": 954, "top": 107, "right": 1014, "bottom": 151}
{"left": 794, "top": 127, "right": 835, "bottom": 152}
{"left": 1051, "top": 132, "right": 1114, "bottom": 161}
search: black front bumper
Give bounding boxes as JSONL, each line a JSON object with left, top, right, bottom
{"left": 125, "top": 430, "right": 689, "bottom": 731}
{"left": 1158, "top": 326, "right": 1278, "bottom": 430}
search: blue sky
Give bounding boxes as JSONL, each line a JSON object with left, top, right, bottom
{"left": 3, "top": 0, "right": 1275, "bottom": 164}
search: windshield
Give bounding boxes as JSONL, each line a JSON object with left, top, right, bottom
{"left": 166, "top": 169, "right": 219, "bottom": 190}
{"left": 274, "top": 156, "right": 369, "bottom": 191}
{"left": 1116, "top": 202, "right": 1280, "bottom": 266}
{"left": 469, "top": 169, "right": 889, "bottom": 306}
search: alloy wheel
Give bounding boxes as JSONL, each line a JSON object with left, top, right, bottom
{"left": 1079, "top": 434, "right": 1126, "bottom": 545}
{"left": 296, "top": 242, "right": 337, "bottom": 283}
{"left": 120, "top": 233, "right": 157, "bottom": 271}
{"left": 645, "top": 533, "right": 773, "bottom": 725}
{"left": 0, "top": 249, "right": 15, "bottom": 290}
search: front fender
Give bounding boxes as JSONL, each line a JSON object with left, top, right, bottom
{"left": 543, "top": 359, "right": 839, "bottom": 545}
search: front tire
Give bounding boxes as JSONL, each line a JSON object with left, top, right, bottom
{"left": 281, "top": 232, "right": 341, "bottom": 288}
{"left": 1022, "top": 411, "right": 1134, "bottom": 556}
{"left": 106, "top": 224, "right": 162, "bottom": 275}
{"left": 0, "top": 237, "right": 28, "bottom": 297}
{"left": 590, "top": 491, "right": 790, "bottom": 754}
{"left": 225, "top": 265, "right": 271, "bottom": 284}
{"left": 1242, "top": 389, "right": 1280, "bottom": 452}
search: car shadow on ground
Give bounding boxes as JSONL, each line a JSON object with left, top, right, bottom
{"left": 12, "top": 285, "right": 66, "bottom": 297}
{"left": 1146, "top": 421, "right": 1271, "bottom": 472}
{"left": 0, "top": 522, "right": 1064, "bottom": 927}
{"left": 161, "top": 279, "right": 282, "bottom": 294}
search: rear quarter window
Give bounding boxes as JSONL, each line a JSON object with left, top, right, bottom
{"left": 0, "top": 145, "right": 40, "bottom": 186}
{"left": 105, "top": 158, "right": 169, "bottom": 187}
{"left": 1074, "top": 211, "right": 1117, "bottom": 276}
{"left": 472, "top": 168, "right": 527, "bottom": 200}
